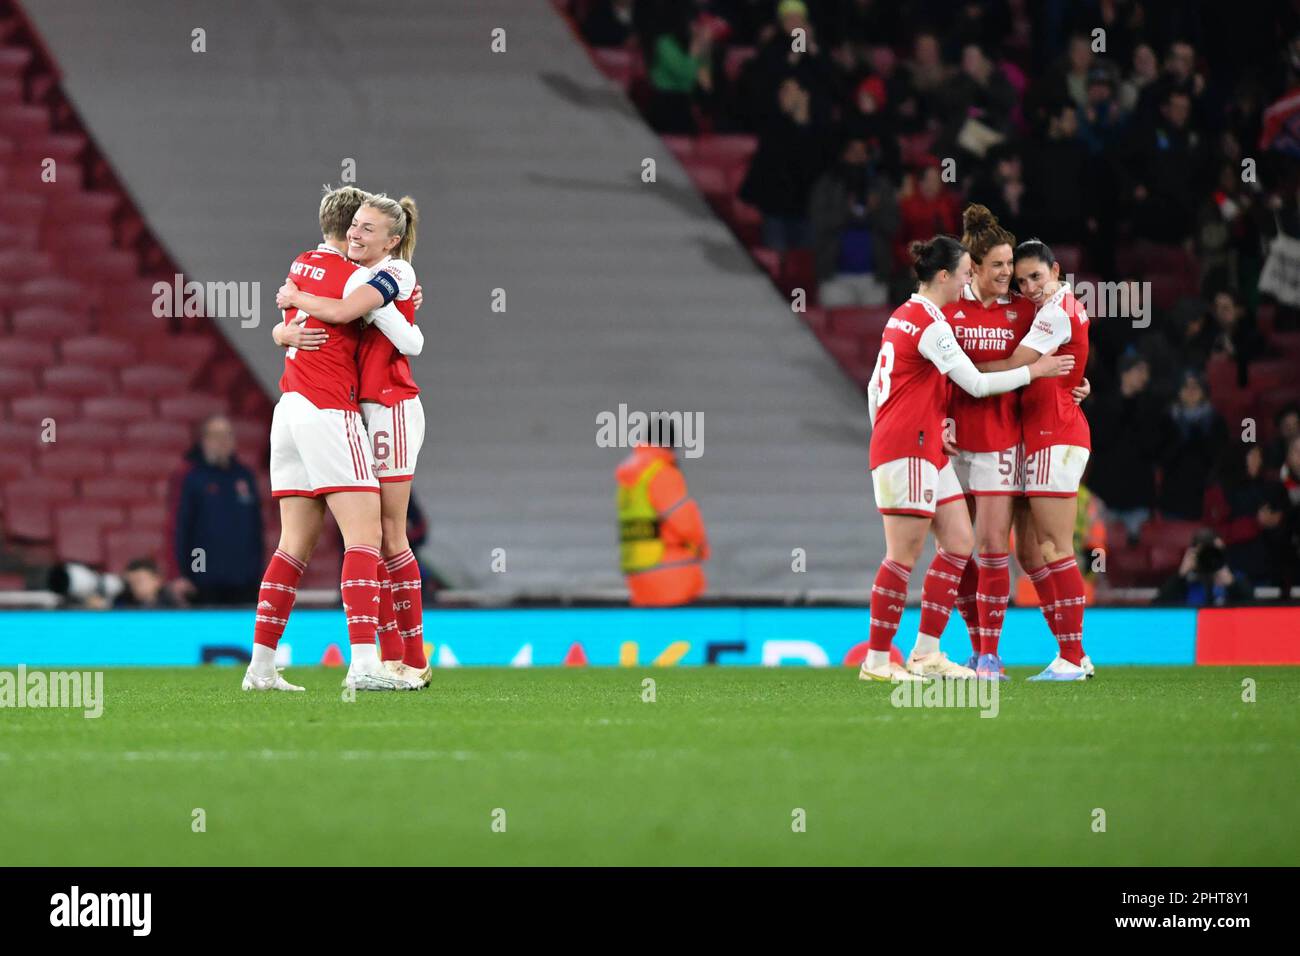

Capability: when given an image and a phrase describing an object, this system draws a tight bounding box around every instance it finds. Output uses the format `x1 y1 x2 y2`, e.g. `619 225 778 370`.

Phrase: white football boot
1081 655 1095 678
383 659 428 690
906 650 976 679
1026 656 1089 682
344 661 409 691
242 667 305 692
859 660 927 682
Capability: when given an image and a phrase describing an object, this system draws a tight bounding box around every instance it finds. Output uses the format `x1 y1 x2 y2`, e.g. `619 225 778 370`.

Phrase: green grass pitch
2 666 1297 865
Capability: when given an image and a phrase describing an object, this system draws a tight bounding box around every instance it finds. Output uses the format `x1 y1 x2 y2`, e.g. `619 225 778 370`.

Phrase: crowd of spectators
578 0 1300 599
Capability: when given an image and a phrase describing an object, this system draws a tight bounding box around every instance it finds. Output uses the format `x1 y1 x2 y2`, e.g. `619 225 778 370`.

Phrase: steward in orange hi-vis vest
615 444 709 606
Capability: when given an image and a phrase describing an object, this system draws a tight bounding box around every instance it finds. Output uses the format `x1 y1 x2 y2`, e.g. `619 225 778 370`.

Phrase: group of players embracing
863 204 1095 683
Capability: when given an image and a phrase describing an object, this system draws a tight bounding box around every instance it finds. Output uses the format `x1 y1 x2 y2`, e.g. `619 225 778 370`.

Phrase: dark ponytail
1014 238 1055 267
909 235 966 283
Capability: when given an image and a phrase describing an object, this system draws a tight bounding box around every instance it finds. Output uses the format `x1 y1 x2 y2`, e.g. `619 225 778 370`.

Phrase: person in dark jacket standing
173 414 264 604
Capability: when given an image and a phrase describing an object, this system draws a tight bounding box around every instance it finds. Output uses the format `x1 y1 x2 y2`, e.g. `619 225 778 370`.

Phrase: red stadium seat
7 394 78 424
50 420 124 450
158 394 229 423
683 161 730 206
60 335 138 367
723 45 756 83
104 528 168 572
827 305 893 338
128 503 168 529
54 524 105 567
80 395 153 424
14 276 93 312
125 418 193 452
231 418 269 458
42 364 116 398
661 135 695 163
59 222 114 255
0 367 38 398
0 191 44 225
81 476 151 505
0 104 49 139
12 306 85 341
0 448 33 479
110 449 164 479
36 445 108 480
0 338 57 369
119 364 192 398
0 248 55 282
694 134 758 169
47 190 120 225
2 502 53 542
78 249 139 282
136 333 217 374
1141 518 1200 551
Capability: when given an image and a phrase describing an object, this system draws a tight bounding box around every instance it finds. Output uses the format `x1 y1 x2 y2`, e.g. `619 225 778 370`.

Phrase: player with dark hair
860 235 1074 682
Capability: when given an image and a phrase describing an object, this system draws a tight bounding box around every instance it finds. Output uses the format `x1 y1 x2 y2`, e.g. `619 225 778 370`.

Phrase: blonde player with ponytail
276 193 431 687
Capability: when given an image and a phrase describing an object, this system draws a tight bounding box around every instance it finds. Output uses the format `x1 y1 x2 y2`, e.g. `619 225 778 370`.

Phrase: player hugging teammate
242 186 430 693
861 231 1073 683
943 206 1095 682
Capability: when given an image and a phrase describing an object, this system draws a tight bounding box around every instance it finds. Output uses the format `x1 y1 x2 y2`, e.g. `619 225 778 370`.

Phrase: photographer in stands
1155 528 1253 607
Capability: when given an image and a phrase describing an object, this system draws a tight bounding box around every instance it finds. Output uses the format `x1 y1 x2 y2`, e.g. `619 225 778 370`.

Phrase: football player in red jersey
243 187 414 693
982 239 1094 681
943 207 1092 680
276 195 429 689
861 236 1074 682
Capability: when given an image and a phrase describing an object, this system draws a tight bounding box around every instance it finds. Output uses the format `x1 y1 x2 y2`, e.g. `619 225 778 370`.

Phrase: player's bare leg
326 490 410 690
1027 495 1091 681
243 495 325 692
861 514 928 682
972 494 1013 680
954 496 981 668
378 479 429 687
904 500 976 678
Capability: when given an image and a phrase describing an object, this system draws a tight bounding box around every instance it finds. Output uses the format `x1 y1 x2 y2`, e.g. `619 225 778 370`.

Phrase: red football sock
341 545 382 646
975 552 1010 656
1024 563 1058 639
917 549 970 639
1048 556 1086 665
953 558 980 655
385 548 426 669
375 560 404 661
868 558 912 652
253 549 305 650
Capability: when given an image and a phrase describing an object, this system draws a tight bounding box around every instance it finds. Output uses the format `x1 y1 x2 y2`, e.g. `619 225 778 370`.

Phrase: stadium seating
0 2 276 582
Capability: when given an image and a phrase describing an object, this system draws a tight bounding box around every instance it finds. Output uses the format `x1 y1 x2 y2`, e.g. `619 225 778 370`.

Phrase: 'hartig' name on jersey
290 261 328 281
885 316 922 336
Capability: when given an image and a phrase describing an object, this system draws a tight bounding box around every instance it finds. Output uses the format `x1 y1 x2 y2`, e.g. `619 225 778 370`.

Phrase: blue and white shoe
1080 655 1095 679
1026 656 1089 682
964 653 980 672
975 653 1009 681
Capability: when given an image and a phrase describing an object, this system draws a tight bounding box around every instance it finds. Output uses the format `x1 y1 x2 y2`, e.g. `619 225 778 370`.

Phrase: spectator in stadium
581 0 635 49
1283 434 1300 507
1088 354 1164 542
645 1 715 134
1265 404 1300 472
966 145 1028 238
615 423 709 607
1166 296 1216 376
1203 444 1293 586
1158 370 1228 521
1135 40 1207 126
1076 64 1126 157
1117 42 1160 115
809 134 897 306
738 76 828 250
936 43 1017 161
112 557 182 610
1121 88 1208 244
741 0 834 124
1206 288 1265 384
1155 528 1253 607
893 160 960 278
1022 99 1090 243
902 31 949 114
172 414 264 605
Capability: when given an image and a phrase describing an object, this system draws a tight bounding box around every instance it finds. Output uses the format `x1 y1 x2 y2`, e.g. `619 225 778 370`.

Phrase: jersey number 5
873 342 895 406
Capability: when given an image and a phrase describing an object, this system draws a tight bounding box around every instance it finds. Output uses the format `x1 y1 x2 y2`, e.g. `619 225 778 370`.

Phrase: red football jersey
868 294 968 470
943 285 1034 452
1018 284 1091 454
278 245 368 411
357 256 420 406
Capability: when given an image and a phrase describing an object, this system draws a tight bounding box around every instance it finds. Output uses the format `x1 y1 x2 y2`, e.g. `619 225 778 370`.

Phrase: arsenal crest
924 490 934 503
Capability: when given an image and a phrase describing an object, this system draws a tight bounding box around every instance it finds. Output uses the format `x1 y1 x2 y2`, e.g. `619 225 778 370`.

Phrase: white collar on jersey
909 292 947 324
314 242 349 259
962 282 1012 305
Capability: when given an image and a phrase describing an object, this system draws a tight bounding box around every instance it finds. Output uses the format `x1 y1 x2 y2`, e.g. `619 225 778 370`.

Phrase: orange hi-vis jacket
615 445 709 606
